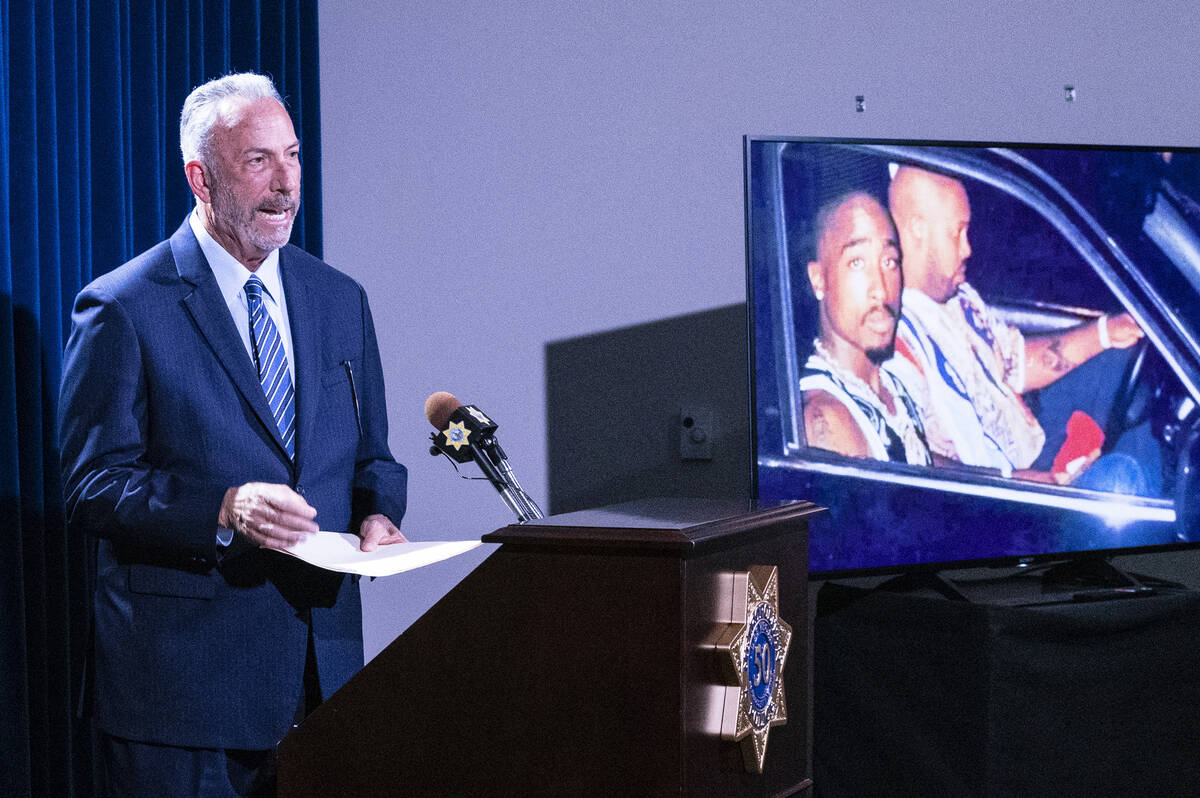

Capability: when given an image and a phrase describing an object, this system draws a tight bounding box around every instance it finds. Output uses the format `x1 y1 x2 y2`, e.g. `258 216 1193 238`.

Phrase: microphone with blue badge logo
425 391 544 523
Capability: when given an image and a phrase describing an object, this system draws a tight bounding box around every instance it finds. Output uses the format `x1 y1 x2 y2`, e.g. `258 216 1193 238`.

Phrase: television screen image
746 138 1200 577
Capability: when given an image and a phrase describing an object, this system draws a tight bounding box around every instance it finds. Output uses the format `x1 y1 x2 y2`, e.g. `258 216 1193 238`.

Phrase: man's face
920 179 972 303
808 195 902 361
204 97 301 264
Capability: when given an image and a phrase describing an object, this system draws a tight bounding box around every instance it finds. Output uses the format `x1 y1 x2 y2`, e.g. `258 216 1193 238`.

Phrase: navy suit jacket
58 219 407 750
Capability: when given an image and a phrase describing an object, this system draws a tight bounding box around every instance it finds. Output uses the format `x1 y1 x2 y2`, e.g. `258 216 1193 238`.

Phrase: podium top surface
483 497 822 555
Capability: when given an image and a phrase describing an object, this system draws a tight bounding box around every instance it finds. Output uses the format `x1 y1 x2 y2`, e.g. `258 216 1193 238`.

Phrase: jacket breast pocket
321 362 362 439
128 563 217 600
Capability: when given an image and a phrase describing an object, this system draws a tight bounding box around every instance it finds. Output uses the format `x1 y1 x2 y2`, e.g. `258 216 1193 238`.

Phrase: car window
758 141 1189 512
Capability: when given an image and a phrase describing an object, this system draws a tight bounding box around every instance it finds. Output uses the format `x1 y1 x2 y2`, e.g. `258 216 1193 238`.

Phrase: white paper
282 532 482 577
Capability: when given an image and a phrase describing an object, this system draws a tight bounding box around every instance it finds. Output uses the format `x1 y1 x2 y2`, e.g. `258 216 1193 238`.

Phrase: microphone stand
485 439 544 521
429 433 544 523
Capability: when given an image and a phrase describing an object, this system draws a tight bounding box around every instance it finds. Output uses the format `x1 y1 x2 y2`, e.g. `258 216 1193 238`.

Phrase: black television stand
871 557 1186 606
1035 556 1162 600
875 569 973 602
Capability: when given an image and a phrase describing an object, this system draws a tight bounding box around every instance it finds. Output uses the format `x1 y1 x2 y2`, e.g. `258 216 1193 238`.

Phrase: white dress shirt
189 209 295 382
189 210 296 546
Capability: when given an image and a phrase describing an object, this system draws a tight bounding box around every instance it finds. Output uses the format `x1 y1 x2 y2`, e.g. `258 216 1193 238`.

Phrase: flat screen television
746 137 1200 580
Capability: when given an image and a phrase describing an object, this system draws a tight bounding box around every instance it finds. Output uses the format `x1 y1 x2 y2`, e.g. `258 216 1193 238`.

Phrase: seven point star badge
712 564 792 774
442 420 471 451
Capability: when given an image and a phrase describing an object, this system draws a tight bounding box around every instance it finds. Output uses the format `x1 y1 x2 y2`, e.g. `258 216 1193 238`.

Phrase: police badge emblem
441 420 471 451
712 564 791 774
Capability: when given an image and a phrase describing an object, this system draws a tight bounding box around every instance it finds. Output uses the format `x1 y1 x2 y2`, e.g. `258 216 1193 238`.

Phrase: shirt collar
903 282 978 316
189 208 284 307
901 286 946 317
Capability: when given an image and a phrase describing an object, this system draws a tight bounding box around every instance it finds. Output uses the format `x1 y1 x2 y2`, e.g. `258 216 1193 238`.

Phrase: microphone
425 391 498 465
425 392 544 522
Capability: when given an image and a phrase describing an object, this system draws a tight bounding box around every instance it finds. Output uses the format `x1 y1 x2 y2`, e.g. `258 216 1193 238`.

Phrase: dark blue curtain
1 2 322 796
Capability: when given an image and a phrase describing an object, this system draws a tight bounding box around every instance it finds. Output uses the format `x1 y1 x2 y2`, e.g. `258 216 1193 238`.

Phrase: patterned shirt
889 284 1045 473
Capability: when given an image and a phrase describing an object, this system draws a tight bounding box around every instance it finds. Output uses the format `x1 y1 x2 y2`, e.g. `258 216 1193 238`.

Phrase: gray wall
317 2 1200 659
544 304 752 515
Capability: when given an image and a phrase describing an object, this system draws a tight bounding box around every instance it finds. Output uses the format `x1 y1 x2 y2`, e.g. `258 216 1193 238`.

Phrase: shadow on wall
545 303 751 514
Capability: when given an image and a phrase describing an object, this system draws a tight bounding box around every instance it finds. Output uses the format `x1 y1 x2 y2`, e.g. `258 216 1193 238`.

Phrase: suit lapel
170 219 293 465
280 247 321 474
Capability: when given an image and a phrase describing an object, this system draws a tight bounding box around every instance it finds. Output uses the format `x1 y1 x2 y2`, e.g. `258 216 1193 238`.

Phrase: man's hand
1053 447 1102 485
359 513 407 552
1101 313 1144 349
1025 312 1146 391
218 482 318 550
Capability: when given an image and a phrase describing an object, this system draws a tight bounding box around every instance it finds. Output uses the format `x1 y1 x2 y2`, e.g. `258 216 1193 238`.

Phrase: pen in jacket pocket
342 360 362 437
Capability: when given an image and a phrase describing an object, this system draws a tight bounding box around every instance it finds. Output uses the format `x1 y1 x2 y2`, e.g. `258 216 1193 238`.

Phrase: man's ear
907 214 927 245
807 260 824 299
185 160 213 204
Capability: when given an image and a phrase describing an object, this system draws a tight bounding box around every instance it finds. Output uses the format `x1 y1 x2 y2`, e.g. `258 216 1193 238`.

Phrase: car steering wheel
1103 337 1151 451
1174 424 1200 541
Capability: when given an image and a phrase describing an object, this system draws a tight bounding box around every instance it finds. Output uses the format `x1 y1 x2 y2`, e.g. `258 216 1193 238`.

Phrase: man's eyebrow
242 141 301 155
841 235 898 252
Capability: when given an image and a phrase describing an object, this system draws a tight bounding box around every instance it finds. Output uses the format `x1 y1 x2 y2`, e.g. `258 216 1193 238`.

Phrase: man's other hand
219 482 318 549
1103 313 1144 349
359 514 407 551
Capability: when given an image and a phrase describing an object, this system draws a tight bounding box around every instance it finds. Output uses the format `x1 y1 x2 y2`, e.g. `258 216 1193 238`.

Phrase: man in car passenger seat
800 191 932 465
886 165 1144 482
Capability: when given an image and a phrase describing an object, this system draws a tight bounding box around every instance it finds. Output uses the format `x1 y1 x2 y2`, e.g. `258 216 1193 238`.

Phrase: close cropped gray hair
179 72 284 166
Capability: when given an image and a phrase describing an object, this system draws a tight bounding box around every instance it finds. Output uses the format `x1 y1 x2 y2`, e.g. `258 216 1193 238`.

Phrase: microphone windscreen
425 391 462 430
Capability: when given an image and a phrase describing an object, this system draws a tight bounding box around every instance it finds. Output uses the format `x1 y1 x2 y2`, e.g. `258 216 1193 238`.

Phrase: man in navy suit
58 73 408 796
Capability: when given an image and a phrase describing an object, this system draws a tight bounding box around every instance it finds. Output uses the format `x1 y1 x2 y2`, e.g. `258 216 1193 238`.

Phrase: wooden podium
277 498 820 796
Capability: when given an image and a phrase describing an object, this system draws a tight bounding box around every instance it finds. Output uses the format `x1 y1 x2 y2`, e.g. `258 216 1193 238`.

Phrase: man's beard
926 252 962 304
866 342 895 365
210 173 298 254
862 304 898 364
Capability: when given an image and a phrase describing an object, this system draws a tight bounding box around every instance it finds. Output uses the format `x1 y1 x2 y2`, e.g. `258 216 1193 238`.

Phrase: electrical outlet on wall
679 408 714 461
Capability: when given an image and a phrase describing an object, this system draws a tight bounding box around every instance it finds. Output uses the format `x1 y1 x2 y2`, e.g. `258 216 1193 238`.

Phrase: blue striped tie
244 275 296 459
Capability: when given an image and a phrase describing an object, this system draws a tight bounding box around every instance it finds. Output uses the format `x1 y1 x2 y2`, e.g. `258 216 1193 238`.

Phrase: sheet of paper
283 532 482 577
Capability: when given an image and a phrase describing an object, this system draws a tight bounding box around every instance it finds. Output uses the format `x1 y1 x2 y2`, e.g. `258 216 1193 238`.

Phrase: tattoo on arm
1039 339 1075 375
806 407 834 448
804 391 870 457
